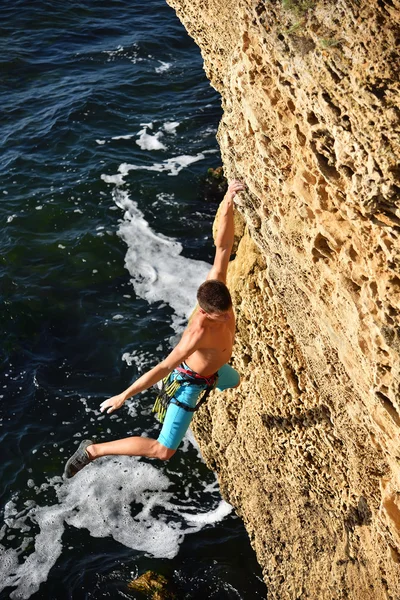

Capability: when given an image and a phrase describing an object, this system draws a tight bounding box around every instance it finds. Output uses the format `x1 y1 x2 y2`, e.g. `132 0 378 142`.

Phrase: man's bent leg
87 437 176 461
64 381 201 477
216 363 240 391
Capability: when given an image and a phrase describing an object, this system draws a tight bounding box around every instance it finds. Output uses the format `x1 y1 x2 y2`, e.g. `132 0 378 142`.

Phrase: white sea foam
136 125 166 151
122 350 152 371
103 44 142 64
101 172 126 185
114 152 206 178
0 457 231 599
155 192 176 206
181 500 232 525
112 134 135 140
203 126 218 134
112 186 209 329
163 153 206 175
163 121 180 134
101 158 211 328
155 61 172 73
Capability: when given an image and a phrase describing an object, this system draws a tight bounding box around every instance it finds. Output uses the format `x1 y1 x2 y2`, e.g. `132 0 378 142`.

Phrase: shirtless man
64 179 245 478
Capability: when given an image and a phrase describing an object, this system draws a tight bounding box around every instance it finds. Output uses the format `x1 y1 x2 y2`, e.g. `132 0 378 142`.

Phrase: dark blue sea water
0 1 266 599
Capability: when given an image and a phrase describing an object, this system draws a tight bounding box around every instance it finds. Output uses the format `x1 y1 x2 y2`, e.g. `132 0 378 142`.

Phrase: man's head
197 279 232 319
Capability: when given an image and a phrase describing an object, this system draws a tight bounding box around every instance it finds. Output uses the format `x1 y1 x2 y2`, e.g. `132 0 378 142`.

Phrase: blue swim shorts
157 363 240 451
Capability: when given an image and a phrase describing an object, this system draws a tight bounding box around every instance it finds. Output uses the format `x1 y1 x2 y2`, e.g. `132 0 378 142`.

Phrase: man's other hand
226 179 245 200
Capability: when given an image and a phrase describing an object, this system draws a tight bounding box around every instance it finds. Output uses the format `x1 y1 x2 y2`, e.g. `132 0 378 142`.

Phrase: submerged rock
127 571 177 599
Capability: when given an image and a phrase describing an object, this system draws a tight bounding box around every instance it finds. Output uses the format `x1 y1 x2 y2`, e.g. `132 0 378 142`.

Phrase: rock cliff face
166 1 400 598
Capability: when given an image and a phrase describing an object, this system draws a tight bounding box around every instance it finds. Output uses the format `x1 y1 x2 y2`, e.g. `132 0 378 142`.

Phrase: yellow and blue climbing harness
152 363 218 423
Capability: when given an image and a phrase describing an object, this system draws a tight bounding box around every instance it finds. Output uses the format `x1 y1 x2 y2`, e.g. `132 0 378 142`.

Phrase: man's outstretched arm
99 324 204 414
207 179 245 284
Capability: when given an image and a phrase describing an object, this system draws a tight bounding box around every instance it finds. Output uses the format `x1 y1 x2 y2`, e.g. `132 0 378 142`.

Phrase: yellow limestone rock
166 0 400 598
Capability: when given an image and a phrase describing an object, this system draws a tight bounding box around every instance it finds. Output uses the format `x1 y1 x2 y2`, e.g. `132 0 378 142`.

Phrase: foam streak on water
102 166 210 330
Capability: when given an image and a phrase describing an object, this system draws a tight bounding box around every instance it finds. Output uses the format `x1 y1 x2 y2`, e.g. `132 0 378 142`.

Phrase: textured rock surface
166 1 400 598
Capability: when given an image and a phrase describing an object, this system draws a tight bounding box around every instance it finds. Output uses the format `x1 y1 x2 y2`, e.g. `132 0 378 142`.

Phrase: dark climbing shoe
63 439 93 479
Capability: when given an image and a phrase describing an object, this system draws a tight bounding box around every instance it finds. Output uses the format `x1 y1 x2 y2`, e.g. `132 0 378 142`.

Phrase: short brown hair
197 279 232 313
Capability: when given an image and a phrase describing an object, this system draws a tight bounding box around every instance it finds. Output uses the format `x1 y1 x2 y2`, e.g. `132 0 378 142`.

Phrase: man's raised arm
207 179 245 284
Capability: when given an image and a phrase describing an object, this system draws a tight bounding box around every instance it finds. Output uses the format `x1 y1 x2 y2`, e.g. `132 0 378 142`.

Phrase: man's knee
154 442 176 461
232 376 241 389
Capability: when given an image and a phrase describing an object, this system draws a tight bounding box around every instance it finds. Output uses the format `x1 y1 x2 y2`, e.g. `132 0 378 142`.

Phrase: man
64 179 245 478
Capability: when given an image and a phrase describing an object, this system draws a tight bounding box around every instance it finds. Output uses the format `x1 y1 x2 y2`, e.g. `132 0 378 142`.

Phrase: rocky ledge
166 1 400 598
